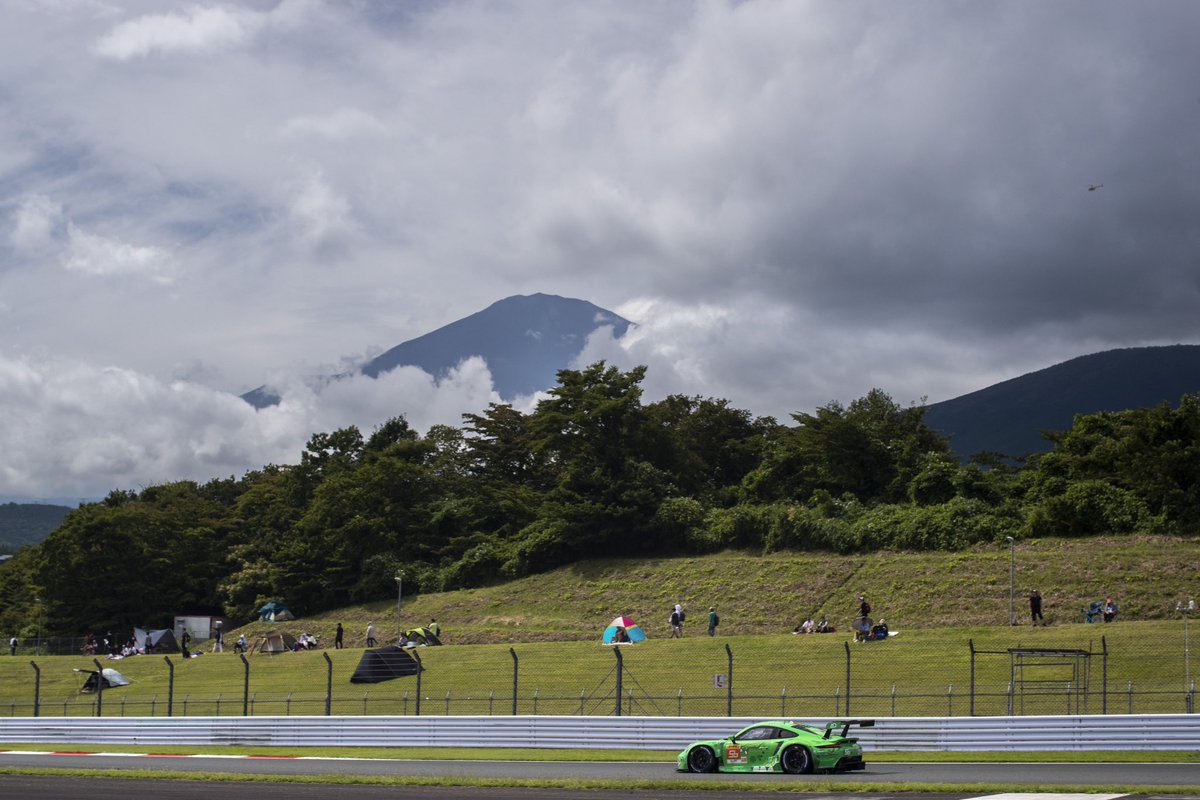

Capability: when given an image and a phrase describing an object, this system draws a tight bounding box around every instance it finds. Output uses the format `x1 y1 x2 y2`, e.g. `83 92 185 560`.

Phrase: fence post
323 652 332 716
92 658 104 717
947 684 953 716
29 661 40 718
968 639 976 716
1101 635 1108 714
843 641 851 716
780 686 786 717
1127 681 1133 714
678 688 683 717
445 691 451 715
413 651 422 716
614 646 623 717
239 654 250 716
509 648 518 715
725 643 733 717
891 684 896 717
164 656 174 717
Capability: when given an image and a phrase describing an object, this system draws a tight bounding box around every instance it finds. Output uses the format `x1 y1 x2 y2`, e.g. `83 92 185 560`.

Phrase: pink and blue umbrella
602 615 646 644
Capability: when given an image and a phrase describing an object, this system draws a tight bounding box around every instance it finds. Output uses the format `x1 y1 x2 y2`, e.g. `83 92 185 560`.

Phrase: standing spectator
334 623 344 649
1029 589 1044 626
669 606 682 638
366 622 377 647
707 607 719 637
8 635 16 656
212 620 224 652
181 630 191 652
428 618 441 638
858 595 871 620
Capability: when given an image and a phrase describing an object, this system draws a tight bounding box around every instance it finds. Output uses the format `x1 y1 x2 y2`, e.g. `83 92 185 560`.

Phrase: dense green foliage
2 362 1198 636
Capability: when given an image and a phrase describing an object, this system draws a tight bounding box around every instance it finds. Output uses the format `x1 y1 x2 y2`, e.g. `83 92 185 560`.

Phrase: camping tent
602 615 646 644
403 627 442 646
248 631 297 654
76 667 131 693
257 601 296 622
350 645 423 683
134 627 179 653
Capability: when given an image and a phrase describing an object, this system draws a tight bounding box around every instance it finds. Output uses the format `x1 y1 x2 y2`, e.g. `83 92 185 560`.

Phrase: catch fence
2 634 1196 719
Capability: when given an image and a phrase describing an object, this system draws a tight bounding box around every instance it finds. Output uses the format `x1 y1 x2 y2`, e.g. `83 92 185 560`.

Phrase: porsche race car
677 719 873 774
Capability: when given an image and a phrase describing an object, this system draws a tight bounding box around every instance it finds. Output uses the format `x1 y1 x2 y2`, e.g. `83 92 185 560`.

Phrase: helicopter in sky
1088 183 1104 192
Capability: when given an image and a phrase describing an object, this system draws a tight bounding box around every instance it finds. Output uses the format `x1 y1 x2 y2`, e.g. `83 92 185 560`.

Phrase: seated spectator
1103 597 1118 623
816 617 831 633
870 620 889 639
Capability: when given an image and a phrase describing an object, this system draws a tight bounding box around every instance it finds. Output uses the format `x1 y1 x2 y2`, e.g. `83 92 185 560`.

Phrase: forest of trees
2 362 1198 637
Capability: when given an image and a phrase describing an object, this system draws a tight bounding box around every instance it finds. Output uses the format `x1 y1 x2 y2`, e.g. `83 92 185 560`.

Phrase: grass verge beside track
3 743 1198 762
2 766 1199 795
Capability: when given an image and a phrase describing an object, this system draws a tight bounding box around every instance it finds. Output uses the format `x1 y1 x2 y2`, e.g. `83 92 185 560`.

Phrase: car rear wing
823 719 875 739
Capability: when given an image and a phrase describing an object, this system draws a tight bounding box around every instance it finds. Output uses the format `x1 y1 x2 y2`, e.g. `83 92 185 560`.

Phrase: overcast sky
3 0 1199 502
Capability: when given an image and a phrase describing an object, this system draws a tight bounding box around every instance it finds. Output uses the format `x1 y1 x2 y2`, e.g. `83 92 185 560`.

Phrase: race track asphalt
2 751 1200 786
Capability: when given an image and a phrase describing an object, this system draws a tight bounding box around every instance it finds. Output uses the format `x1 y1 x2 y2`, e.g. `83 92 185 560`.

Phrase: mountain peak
244 294 631 408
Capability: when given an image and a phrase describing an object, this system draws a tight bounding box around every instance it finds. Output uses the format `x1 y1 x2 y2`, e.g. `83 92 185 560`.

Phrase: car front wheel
780 745 813 774
687 745 717 773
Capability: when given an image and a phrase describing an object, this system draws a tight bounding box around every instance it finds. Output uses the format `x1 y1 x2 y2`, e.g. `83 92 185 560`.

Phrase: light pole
1006 537 1015 625
395 573 404 643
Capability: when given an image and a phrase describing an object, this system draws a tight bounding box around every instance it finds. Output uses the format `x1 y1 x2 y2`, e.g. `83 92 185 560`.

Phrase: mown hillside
230 534 1197 646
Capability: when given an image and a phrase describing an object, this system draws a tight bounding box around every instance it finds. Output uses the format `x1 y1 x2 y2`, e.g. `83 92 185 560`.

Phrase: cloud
279 108 389 141
63 222 175 283
93 5 266 60
0 353 499 500
4 1 1200 498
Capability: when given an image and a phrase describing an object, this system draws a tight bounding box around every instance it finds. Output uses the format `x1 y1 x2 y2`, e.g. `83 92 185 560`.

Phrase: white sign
713 674 726 688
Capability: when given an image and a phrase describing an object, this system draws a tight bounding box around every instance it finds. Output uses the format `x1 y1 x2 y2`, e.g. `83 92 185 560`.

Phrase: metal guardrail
1 714 1198 751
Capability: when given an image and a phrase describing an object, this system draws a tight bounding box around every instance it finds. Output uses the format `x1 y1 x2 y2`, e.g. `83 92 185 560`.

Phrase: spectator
1030 589 1044 626
707 607 719 637
236 634 248 653
8 635 16 656
428 618 441 638
334 623 344 649
816 617 831 633
212 621 224 653
669 607 682 639
1103 597 1118 623
366 622 377 647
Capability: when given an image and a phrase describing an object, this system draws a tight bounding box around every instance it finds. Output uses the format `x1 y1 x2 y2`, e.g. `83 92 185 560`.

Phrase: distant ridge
243 294 631 408
924 345 1200 460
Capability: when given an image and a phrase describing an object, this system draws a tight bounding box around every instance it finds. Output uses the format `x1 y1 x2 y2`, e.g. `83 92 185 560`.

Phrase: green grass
3 534 1195 719
0 618 1190 719
226 533 1198 646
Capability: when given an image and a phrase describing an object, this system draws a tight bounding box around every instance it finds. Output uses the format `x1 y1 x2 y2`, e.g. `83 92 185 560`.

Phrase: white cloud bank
0 353 499 500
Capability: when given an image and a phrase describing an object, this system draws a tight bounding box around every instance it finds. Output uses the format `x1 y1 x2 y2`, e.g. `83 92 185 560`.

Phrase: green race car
677 719 873 774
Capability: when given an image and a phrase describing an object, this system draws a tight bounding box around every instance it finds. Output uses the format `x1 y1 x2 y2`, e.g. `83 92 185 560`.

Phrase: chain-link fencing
2 631 1196 719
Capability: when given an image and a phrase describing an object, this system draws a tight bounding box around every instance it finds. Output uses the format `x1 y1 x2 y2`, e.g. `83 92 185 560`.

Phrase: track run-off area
3 749 1200 795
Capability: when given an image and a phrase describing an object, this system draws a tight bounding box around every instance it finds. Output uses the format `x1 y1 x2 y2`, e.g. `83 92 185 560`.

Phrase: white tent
76 667 131 693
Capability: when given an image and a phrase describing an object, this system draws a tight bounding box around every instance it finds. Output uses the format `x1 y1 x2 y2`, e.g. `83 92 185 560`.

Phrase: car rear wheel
687 745 717 773
780 745 813 774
